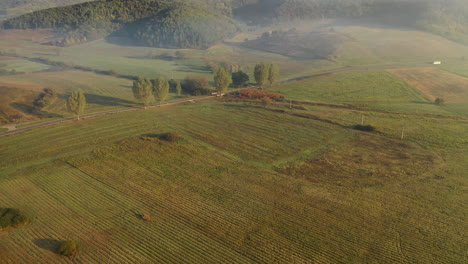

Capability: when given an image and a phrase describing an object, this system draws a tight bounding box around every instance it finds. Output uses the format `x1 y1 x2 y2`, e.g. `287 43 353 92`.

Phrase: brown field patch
388 67 468 103
279 133 442 187
0 86 39 124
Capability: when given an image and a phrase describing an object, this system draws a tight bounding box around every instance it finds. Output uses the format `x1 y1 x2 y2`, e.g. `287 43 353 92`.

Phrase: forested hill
1 0 467 48
0 0 238 48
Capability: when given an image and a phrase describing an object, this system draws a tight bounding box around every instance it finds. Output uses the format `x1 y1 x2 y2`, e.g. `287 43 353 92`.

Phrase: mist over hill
1 0 467 48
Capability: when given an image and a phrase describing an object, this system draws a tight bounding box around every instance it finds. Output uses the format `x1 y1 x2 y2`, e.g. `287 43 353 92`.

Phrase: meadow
0 69 139 124
0 97 466 263
0 21 467 263
270 69 468 117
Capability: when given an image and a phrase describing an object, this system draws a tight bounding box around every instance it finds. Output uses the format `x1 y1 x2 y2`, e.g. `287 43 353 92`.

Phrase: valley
0 0 467 263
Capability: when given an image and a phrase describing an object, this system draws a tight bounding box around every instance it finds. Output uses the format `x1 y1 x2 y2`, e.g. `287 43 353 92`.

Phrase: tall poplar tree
67 90 86 120
214 67 230 93
132 77 153 108
254 63 269 88
268 63 279 85
152 77 169 106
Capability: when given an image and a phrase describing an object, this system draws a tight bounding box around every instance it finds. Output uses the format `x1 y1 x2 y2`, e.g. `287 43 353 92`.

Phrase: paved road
0 63 427 137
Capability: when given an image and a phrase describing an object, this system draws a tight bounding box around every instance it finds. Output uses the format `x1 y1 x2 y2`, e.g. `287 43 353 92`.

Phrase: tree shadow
10 103 63 118
85 94 135 107
33 239 61 254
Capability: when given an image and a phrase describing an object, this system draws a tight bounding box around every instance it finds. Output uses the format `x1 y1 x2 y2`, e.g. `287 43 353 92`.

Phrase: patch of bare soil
278 133 443 187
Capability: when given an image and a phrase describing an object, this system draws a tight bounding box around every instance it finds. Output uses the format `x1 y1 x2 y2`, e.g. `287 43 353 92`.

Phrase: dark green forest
132 6 238 48
1 0 467 47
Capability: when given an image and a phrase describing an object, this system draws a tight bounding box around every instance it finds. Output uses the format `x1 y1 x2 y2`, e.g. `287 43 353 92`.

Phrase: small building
433 61 442 65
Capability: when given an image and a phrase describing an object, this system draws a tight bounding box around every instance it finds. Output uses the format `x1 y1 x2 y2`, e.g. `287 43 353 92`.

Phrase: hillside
1 0 467 48
234 0 468 44
0 0 238 48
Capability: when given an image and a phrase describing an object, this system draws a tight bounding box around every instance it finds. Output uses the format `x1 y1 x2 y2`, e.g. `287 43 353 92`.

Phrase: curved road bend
0 63 426 137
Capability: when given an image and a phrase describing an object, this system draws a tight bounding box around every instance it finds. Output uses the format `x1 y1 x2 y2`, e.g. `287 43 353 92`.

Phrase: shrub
58 240 78 257
0 208 30 230
33 88 57 110
232 71 250 87
353 124 376 132
161 132 182 142
182 76 213 95
434 97 445 105
238 89 284 101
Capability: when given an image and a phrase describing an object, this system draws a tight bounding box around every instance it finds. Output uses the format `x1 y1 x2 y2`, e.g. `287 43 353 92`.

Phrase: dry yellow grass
388 67 468 103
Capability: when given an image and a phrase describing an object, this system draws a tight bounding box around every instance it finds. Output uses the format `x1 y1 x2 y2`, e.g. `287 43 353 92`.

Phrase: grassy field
0 57 50 72
0 70 140 124
0 98 466 263
270 69 468 117
388 67 468 116
441 63 468 78
0 21 467 263
333 25 468 66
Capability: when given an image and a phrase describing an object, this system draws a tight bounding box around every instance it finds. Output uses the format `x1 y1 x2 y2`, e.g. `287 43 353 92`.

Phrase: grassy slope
334 25 468 66
0 99 466 263
0 57 49 72
388 67 468 116
0 70 138 123
270 70 465 116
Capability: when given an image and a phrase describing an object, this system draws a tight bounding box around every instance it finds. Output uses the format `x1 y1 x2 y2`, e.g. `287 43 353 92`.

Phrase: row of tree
213 62 279 94
132 77 175 107
66 61 281 116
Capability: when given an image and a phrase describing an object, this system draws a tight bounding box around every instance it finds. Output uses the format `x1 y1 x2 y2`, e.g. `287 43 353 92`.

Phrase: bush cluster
33 88 57 110
239 89 284 101
58 240 78 257
0 208 29 230
161 132 182 142
182 76 213 95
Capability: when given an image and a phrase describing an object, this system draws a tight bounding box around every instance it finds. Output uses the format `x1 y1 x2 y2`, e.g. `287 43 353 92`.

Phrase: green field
270 70 468 117
0 70 140 123
0 98 466 263
0 20 467 263
0 58 50 72
441 64 468 78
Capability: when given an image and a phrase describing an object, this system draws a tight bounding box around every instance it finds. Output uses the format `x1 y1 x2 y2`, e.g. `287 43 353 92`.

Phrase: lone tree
132 77 153 108
58 240 78 257
268 63 279 85
232 71 249 87
254 63 269 88
214 67 231 93
175 80 182 96
152 77 169 106
434 97 445 105
67 90 86 120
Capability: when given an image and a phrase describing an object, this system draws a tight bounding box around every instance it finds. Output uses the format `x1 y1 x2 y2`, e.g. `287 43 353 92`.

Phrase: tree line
60 61 280 119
